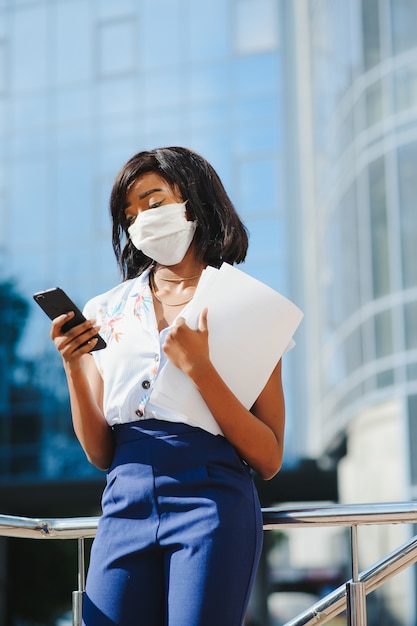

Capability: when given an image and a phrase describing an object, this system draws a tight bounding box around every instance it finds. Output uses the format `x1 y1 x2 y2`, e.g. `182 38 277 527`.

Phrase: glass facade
303 0 417 452
0 0 302 482
300 2 417 620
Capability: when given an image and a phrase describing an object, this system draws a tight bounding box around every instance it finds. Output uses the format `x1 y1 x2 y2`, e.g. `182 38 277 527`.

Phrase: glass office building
293 1 417 623
0 0 303 481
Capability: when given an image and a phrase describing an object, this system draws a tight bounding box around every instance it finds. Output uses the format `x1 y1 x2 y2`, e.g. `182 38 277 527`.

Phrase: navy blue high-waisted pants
82 419 263 626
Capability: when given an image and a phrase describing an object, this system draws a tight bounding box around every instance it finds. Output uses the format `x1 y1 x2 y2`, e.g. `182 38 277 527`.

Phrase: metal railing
2 501 417 626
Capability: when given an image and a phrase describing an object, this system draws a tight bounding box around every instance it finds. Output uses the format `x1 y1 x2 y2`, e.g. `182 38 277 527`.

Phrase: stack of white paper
150 263 303 434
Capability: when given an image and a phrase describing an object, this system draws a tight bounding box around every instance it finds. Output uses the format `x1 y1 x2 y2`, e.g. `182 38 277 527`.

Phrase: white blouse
83 269 224 436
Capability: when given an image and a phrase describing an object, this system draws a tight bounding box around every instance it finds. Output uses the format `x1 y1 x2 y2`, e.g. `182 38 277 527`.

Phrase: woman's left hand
162 308 209 376
163 306 285 479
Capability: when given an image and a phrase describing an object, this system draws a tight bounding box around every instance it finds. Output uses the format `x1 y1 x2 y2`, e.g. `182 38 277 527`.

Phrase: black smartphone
33 287 106 352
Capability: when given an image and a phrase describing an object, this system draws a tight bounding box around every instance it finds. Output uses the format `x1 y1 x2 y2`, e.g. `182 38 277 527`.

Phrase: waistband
112 418 221 442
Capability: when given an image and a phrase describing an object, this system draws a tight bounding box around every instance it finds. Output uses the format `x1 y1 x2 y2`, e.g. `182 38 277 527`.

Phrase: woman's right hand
50 312 101 370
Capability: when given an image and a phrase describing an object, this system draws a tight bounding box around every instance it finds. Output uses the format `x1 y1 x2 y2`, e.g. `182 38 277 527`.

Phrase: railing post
72 537 85 626
346 525 367 626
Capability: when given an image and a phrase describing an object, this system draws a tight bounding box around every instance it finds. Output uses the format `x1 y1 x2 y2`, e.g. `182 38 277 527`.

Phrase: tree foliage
0 279 29 366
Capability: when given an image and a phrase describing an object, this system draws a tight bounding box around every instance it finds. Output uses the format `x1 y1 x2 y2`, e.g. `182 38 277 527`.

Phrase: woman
51 147 286 626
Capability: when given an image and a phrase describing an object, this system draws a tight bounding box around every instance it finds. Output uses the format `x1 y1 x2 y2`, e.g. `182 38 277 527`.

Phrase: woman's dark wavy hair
111 146 249 280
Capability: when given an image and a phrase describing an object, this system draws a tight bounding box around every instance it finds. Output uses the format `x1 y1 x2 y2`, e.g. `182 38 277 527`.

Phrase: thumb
198 308 208 332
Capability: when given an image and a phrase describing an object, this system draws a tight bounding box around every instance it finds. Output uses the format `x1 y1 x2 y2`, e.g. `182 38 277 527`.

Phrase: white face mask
128 202 197 266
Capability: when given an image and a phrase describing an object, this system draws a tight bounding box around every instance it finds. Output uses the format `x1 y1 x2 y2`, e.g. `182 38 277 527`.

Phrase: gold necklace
149 272 194 307
154 272 201 283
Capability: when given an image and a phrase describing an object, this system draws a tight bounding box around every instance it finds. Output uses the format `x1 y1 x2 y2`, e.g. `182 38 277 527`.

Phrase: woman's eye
149 200 163 209
126 215 136 225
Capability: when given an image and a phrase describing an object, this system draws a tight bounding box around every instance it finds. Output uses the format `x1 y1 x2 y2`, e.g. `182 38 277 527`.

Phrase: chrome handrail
0 513 98 539
2 501 416 539
262 500 417 527
281 532 417 626
1 501 417 626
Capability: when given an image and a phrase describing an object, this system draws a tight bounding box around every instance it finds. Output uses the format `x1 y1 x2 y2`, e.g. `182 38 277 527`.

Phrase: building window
390 0 417 55
345 326 364 375
394 64 417 113
237 156 280 216
369 157 390 298
0 40 6 94
398 142 417 288
97 18 137 77
404 301 417 350
407 363 417 381
234 0 279 55
376 369 394 388
11 4 49 92
340 186 361 319
362 0 381 70
365 80 384 127
374 309 393 359
408 395 417 484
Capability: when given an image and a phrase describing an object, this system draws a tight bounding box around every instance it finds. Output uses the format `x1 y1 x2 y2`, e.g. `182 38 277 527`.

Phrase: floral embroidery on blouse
99 301 124 344
132 291 153 322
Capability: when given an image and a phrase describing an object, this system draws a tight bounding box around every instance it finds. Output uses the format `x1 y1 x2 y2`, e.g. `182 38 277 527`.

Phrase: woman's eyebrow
139 187 164 200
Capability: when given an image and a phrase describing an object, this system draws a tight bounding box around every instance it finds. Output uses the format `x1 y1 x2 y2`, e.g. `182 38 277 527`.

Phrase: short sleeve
83 297 99 320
